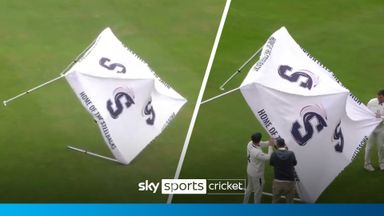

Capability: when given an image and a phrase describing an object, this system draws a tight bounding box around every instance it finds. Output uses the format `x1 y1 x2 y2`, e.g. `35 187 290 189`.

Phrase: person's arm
367 100 381 118
270 153 275 166
260 138 275 148
255 148 272 161
259 141 269 148
256 139 274 161
291 152 297 166
367 99 375 111
378 110 384 119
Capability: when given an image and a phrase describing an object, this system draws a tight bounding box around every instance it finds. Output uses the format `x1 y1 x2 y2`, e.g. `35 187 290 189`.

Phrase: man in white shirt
364 89 384 171
243 132 274 203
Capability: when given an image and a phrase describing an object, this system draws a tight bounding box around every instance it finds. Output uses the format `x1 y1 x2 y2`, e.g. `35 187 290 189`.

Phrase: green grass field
175 0 384 203
0 0 225 202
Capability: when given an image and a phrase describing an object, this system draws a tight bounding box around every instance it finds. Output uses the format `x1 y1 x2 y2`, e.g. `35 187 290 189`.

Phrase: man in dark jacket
270 138 297 203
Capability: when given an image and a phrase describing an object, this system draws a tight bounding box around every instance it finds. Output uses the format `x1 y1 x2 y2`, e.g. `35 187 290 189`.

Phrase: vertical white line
166 0 232 204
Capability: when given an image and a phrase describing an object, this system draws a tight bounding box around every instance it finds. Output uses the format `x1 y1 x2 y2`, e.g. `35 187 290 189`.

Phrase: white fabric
240 27 382 202
65 28 187 164
244 141 272 203
367 98 384 116
365 98 384 166
246 141 273 177
243 175 264 203
365 130 384 166
367 98 384 131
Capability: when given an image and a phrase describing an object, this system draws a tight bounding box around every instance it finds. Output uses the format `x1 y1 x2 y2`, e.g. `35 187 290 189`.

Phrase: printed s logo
106 87 135 119
291 104 328 146
143 98 155 125
332 121 344 153
99 57 126 74
278 65 319 90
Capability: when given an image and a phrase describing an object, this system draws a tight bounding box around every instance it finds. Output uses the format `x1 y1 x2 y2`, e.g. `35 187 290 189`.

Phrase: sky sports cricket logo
138 179 246 195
